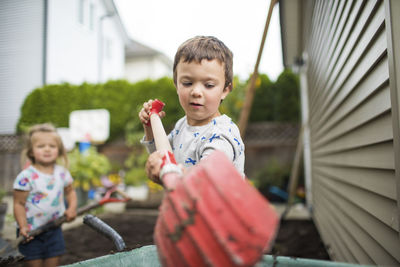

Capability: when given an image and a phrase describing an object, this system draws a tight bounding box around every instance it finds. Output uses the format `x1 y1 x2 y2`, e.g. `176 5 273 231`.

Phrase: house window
78 0 85 25
89 2 95 30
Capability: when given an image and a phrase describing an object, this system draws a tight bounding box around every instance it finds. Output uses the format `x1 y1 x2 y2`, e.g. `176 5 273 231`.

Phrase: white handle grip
150 113 172 152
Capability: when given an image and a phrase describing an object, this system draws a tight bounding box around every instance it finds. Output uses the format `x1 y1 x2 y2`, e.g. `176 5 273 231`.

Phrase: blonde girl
13 123 77 267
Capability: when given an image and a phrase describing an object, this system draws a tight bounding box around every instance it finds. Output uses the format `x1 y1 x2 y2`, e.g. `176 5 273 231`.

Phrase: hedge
17 70 300 142
17 78 184 141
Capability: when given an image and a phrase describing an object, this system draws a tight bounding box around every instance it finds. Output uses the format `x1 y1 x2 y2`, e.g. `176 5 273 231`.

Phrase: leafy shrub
124 78 184 144
0 188 6 202
252 157 290 199
220 76 246 122
68 147 111 191
249 70 300 122
123 147 148 186
17 78 183 142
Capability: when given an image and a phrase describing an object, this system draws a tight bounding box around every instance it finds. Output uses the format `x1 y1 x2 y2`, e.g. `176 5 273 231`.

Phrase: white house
0 0 129 134
125 39 172 83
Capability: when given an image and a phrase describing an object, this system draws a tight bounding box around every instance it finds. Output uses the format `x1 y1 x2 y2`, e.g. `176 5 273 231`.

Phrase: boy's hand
145 151 164 185
64 207 77 222
139 99 166 127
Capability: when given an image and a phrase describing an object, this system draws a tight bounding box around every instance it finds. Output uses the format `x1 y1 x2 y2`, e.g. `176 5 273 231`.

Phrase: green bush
124 78 184 144
17 78 184 142
68 147 111 191
0 188 6 202
123 146 148 186
220 76 246 122
252 158 290 196
249 69 300 122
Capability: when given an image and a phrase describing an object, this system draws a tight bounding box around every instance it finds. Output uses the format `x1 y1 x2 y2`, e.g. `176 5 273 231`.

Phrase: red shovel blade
154 150 279 267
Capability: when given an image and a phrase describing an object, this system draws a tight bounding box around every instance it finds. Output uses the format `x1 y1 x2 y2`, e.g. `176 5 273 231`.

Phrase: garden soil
13 208 330 266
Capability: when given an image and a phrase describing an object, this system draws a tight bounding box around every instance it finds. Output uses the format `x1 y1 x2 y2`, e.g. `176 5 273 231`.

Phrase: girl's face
31 132 59 166
176 59 230 126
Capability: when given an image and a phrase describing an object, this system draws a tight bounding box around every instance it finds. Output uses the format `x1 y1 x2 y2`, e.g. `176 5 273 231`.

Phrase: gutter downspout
299 53 313 211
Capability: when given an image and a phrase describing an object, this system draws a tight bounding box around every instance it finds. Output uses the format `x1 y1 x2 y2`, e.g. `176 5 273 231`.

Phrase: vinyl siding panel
0 0 44 134
304 0 399 265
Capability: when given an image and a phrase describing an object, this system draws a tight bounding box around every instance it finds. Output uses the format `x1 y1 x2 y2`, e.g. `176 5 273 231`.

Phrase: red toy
150 99 279 266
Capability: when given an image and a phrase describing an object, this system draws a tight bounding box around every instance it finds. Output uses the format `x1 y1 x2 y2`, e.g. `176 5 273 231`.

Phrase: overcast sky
114 0 283 81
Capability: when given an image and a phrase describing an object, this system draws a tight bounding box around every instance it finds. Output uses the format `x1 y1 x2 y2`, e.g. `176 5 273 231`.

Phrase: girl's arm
64 184 77 222
13 190 32 240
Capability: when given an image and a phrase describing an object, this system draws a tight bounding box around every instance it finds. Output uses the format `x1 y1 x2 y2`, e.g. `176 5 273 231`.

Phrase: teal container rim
61 245 374 267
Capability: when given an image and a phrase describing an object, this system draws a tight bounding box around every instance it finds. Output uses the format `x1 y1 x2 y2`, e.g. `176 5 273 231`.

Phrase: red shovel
149 99 279 267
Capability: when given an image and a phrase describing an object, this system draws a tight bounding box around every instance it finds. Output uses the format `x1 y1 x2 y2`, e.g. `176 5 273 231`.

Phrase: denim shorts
17 227 66 260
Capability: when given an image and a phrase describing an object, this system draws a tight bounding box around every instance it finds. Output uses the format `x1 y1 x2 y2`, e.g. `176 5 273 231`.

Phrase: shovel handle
149 99 172 152
15 203 99 245
149 99 182 188
15 186 130 245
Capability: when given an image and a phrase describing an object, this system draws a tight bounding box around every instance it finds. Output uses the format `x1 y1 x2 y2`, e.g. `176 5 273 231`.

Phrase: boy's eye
182 82 192 87
205 83 215 89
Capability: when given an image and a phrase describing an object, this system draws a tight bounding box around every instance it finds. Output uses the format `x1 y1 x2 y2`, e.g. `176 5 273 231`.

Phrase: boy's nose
191 85 202 96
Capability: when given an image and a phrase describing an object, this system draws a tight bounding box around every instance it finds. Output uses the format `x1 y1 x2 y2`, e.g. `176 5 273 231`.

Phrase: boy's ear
226 83 233 92
221 83 232 100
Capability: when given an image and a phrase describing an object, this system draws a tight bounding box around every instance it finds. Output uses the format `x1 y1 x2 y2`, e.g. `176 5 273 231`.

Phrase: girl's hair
21 123 68 167
173 36 233 89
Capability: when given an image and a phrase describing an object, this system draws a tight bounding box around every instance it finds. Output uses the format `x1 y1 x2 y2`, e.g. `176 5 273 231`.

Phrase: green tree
248 69 300 122
220 76 246 122
249 74 274 122
274 69 300 122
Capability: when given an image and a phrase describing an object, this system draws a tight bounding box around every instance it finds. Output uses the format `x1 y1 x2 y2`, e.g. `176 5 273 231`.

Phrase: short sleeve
199 134 235 162
58 166 73 187
140 135 156 153
13 171 32 191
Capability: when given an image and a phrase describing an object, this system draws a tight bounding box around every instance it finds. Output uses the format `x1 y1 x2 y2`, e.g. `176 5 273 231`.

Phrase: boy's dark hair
173 36 233 89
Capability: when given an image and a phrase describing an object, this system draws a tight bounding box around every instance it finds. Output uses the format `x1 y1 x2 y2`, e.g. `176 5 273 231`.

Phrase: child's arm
13 190 33 241
145 151 185 185
145 151 164 184
139 99 166 141
64 184 77 222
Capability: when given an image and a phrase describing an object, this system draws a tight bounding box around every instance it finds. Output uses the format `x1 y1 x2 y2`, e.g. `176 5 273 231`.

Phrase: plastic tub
61 245 373 267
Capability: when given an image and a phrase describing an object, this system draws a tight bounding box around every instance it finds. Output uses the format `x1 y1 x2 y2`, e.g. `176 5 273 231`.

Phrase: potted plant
68 147 111 207
0 187 8 233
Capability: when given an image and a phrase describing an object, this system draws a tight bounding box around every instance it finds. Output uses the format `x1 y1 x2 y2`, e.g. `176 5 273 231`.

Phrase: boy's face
176 59 230 126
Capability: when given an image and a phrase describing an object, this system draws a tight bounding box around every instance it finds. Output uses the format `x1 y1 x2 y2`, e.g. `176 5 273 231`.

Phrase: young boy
139 36 245 183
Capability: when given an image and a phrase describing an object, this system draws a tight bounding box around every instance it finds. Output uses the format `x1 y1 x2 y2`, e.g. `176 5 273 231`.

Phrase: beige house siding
281 0 400 265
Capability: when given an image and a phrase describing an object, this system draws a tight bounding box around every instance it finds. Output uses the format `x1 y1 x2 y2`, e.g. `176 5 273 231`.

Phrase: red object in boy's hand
150 99 165 115
146 99 165 126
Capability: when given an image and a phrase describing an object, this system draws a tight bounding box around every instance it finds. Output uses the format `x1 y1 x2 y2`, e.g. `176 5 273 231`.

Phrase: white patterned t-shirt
142 114 245 176
13 164 73 230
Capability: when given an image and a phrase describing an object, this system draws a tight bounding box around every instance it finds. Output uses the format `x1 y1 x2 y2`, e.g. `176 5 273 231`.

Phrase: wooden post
238 0 278 137
287 126 304 205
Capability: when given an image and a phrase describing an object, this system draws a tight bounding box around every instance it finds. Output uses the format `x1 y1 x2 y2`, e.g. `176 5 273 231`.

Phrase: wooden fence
244 122 299 178
0 135 23 192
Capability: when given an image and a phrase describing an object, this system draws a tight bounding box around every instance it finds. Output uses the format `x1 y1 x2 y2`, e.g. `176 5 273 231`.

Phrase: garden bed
59 209 329 265
12 208 330 266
